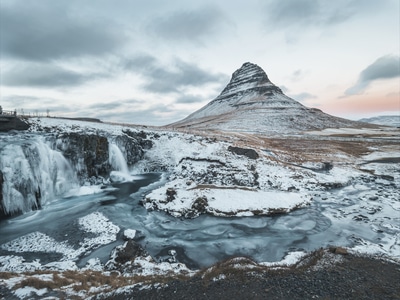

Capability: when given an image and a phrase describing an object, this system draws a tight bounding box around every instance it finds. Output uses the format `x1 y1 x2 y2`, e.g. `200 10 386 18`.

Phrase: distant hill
169 62 373 134
359 115 400 127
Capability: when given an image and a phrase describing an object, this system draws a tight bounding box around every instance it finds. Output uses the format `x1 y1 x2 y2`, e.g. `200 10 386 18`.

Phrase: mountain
169 62 369 134
359 115 400 127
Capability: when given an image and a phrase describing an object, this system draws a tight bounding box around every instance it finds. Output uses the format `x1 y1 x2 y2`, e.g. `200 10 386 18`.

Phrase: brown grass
14 276 59 290
0 271 18 279
5 248 354 297
11 269 191 294
181 129 399 164
188 184 255 191
199 256 263 285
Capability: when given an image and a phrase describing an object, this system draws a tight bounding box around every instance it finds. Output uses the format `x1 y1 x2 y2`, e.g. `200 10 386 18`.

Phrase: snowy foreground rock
144 181 310 218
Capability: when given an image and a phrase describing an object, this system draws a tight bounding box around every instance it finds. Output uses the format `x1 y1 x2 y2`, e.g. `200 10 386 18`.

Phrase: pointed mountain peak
233 62 270 82
169 62 363 133
218 62 282 98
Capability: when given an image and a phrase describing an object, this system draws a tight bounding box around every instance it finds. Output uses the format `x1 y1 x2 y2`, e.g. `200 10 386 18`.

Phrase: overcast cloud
0 2 127 62
264 0 382 28
0 0 398 124
2 64 104 87
123 56 228 93
147 6 230 43
345 55 400 95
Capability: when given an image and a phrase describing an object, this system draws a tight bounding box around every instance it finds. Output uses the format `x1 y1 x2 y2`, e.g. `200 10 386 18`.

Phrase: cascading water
0 135 79 216
108 143 130 174
0 132 136 217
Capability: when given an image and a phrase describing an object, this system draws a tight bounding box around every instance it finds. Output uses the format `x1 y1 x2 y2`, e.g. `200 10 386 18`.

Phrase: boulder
228 146 259 159
114 240 149 264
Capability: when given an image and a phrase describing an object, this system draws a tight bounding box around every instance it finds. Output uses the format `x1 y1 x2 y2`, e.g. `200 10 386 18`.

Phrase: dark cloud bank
0 1 127 62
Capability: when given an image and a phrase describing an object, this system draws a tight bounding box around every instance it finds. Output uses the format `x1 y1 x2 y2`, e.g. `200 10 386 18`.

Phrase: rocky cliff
169 62 369 133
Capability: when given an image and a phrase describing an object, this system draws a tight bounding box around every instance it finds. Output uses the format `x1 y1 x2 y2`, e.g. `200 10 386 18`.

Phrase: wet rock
113 135 143 165
353 215 369 222
114 240 149 264
57 133 111 180
55 131 146 183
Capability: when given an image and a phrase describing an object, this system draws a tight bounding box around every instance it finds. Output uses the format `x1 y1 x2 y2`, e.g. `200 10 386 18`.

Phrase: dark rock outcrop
122 129 154 150
105 240 152 273
114 135 144 166
228 146 259 159
114 240 149 264
0 116 30 132
54 131 148 183
57 133 111 180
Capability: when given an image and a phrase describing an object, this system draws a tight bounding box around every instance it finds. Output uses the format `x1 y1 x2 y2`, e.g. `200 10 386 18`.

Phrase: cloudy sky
1 0 399 125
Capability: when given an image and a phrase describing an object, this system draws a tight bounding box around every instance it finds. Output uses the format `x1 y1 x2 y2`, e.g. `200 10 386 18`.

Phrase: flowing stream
0 133 399 269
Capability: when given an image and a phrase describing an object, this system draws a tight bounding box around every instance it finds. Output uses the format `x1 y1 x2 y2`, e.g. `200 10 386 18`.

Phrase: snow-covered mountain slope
169 63 373 134
359 115 400 127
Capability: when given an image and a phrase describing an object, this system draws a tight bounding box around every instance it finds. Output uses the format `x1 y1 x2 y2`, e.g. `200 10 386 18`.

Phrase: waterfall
0 135 78 216
108 143 130 174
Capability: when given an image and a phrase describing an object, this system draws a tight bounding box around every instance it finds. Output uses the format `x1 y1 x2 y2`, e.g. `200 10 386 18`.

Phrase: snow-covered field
0 117 399 299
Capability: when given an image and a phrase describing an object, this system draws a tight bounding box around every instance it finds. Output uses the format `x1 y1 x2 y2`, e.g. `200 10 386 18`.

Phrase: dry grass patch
14 276 59 290
10 269 191 295
188 184 255 191
199 256 263 284
0 271 18 279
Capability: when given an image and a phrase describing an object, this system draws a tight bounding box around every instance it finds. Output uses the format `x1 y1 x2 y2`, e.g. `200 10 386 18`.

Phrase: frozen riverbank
0 117 399 299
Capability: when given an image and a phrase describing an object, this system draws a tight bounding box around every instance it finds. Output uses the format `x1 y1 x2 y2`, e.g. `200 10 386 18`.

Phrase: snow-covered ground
1 117 399 299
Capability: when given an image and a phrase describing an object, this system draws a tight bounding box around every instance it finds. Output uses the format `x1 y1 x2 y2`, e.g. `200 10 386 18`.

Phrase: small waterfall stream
109 143 130 174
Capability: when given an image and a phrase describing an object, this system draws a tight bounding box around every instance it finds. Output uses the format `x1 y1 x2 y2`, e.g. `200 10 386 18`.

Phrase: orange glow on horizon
318 92 400 117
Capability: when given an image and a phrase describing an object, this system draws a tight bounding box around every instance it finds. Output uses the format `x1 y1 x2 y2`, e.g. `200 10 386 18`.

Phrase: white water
0 134 133 216
0 134 79 215
109 143 129 174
